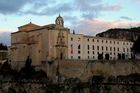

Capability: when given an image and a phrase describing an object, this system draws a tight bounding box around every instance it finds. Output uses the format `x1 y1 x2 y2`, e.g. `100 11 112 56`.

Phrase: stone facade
68 34 133 60
10 15 70 68
44 60 140 82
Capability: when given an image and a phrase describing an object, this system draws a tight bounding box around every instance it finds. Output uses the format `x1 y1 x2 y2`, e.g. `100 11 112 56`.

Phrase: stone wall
42 60 140 82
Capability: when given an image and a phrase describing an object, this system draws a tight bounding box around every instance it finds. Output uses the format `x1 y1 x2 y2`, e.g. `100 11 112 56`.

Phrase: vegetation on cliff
0 58 47 81
0 43 7 50
132 36 140 54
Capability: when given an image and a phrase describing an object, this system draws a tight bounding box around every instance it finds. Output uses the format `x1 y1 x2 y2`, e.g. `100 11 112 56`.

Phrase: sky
0 0 140 45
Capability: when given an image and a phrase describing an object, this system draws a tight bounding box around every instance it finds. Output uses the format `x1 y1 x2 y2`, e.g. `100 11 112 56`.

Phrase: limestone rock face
96 27 140 41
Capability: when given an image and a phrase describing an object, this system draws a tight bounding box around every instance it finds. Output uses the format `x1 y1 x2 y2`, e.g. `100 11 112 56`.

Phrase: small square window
78 56 81 59
71 56 73 59
78 51 80 54
71 37 73 41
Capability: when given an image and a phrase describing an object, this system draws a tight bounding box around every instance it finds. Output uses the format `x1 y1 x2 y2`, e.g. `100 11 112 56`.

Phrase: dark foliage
0 57 48 81
0 60 17 79
91 75 104 84
132 36 140 53
0 43 7 50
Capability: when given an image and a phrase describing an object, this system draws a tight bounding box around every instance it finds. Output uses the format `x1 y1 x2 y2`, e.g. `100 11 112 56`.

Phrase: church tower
55 14 64 27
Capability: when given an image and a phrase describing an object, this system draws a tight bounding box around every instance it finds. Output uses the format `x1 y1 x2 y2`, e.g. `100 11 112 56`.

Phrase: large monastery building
10 15 133 67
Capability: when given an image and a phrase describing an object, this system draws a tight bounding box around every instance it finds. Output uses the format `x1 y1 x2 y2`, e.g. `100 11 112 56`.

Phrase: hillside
96 27 140 41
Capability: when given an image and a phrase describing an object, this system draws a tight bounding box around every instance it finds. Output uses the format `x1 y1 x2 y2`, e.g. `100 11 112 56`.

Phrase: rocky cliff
96 27 140 41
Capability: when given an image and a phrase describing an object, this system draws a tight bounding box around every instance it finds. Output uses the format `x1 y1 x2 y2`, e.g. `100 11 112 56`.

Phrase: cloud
0 0 122 20
0 0 29 14
0 0 56 15
72 19 140 35
120 16 132 20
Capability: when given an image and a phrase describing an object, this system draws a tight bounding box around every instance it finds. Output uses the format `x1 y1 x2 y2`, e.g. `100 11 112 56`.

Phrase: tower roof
55 14 64 27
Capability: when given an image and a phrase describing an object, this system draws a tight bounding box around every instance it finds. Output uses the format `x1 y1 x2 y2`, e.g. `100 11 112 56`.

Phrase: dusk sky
0 0 140 45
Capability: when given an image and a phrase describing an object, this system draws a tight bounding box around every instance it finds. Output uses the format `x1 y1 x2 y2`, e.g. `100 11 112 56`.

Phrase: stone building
10 15 69 67
10 15 133 67
68 34 133 60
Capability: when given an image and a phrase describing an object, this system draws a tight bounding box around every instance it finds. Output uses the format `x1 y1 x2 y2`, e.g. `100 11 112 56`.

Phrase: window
78 56 81 59
88 45 90 50
88 56 89 59
106 47 108 51
88 51 90 54
102 40 103 43
71 37 73 41
92 39 94 42
92 45 94 50
110 41 112 44
127 48 129 52
114 47 115 51
102 46 103 50
71 56 73 59
106 40 108 43
93 56 94 59
114 41 115 44
97 39 99 42
110 47 112 51
87 38 89 41
117 48 119 51
93 51 94 54
71 44 73 54
78 45 80 49
78 51 80 54
71 50 73 54
97 46 99 50
117 42 119 44
123 48 125 52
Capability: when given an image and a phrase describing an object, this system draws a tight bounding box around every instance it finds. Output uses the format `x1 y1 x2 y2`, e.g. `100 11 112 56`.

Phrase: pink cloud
73 19 140 35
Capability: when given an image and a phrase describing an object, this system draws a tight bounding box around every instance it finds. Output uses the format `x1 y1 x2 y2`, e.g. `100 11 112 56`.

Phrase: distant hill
96 27 140 42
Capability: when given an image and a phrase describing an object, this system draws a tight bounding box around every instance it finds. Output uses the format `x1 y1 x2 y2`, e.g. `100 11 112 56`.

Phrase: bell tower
55 14 64 27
